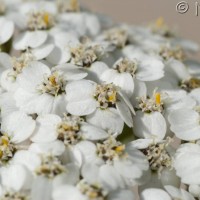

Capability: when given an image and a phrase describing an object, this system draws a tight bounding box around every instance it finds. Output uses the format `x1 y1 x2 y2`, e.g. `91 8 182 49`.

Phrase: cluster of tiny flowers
0 0 200 200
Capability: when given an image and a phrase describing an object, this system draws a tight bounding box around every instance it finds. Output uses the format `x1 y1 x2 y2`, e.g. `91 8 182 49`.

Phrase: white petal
189 88 200 105
131 79 147 106
31 40 54 60
133 111 166 140
189 185 200 198
85 13 101 36
114 149 148 186
0 52 12 70
1 69 18 91
136 58 164 81
165 185 195 200
14 31 47 50
74 141 99 165
108 190 135 200
66 80 97 116
80 122 109 140
1 111 35 143
53 185 85 200
46 46 71 65
128 138 154 149
17 61 51 92
168 109 200 140
99 165 125 190
118 91 135 114
100 69 118 82
12 150 41 171
140 188 171 200
86 108 124 134
81 163 100 184
101 69 134 97
31 177 52 200
56 63 87 81
1 164 32 191
29 140 65 156
174 143 200 185
51 94 68 116
185 60 200 78
87 61 109 82
173 38 199 53
160 168 180 188
0 17 14 44
115 73 134 97
116 101 133 127
14 89 54 114
67 98 97 116
31 114 61 143
0 92 18 118
66 80 96 102
166 59 190 80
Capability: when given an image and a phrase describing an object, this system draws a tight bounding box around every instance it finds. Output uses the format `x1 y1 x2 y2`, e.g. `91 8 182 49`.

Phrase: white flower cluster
0 0 200 200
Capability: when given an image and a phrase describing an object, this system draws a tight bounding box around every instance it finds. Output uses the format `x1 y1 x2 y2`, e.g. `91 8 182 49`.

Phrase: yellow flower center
138 91 164 113
57 114 83 146
37 71 66 96
155 17 165 28
77 180 108 200
27 10 54 31
151 17 174 38
104 28 128 48
155 93 161 105
43 12 50 25
115 58 137 76
181 78 200 92
57 0 80 13
159 46 185 61
96 137 126 164
94 83 118 109
0 134 16 164
35 155 65 179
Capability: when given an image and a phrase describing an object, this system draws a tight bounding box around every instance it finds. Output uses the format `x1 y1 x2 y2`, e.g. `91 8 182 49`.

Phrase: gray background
80 0 200 58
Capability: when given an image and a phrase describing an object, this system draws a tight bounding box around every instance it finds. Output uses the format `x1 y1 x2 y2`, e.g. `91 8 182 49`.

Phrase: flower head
27 10 54 31
181 77 200 92
0 133 16 164
96 137 126 164
159 46 185 61
35 154 66 179
94 83 118 109
103 27 128 48
57 114 83 146
57 0 80 13
115 58 137 76
37 71 66 96
70 42 104 67
137 91 164 113
150 17 175 38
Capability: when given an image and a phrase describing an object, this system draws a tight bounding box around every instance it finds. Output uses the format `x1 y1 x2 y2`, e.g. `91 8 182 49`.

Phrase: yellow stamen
49 75 56 86
156 17 164 28
115 145 125 153
0 150 3 159
2 137 8 146
108 92 116 102
62 124 74 131
155 93 161 105
70 0 79 11
89 192 98 198
43 12 49 25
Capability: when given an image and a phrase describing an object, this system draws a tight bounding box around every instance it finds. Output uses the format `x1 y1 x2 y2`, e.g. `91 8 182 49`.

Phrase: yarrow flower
0 0 200 199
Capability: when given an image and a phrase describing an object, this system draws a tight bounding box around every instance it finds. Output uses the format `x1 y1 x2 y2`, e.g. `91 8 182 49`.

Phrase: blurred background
80 0 200 58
